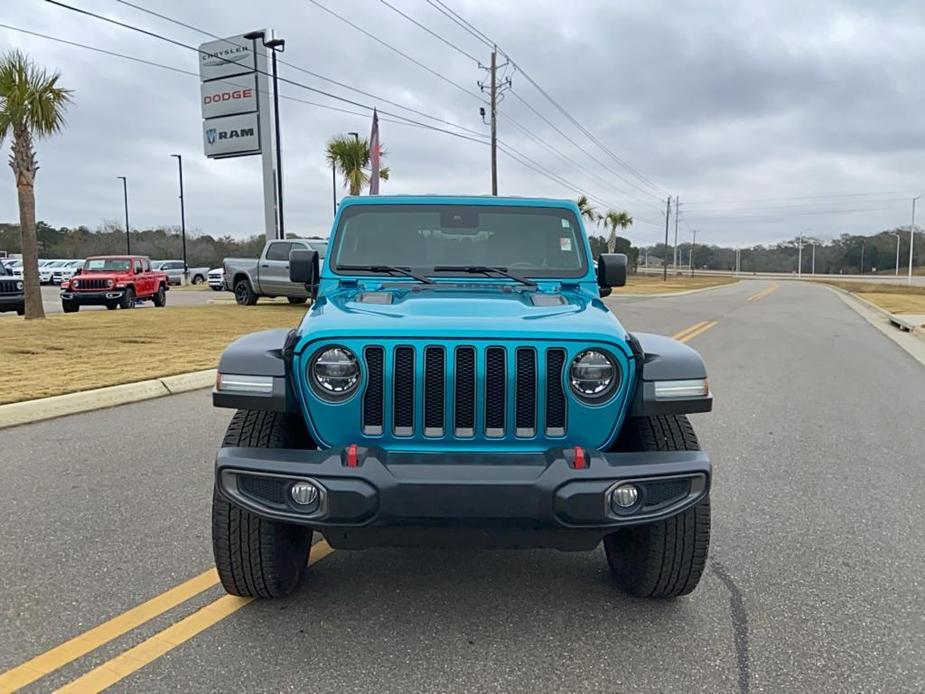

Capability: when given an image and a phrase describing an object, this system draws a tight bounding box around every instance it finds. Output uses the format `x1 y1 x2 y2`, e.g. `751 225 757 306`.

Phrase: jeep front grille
362 344 567 440
0 279 19 295
74 278 110 290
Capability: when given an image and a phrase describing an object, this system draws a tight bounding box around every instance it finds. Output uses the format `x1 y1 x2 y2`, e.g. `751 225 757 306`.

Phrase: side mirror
289 248 319 286
73 268 82 276
597 253 627 288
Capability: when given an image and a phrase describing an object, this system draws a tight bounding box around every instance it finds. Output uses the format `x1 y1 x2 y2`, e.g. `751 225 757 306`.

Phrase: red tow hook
572 446 587 469
345 443 359 468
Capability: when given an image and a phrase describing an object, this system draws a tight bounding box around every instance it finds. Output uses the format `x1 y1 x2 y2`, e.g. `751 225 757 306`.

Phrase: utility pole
662 197 671 281
479 48 510 196
170 154 188 283
672 196 680 273
912 194 923 284
117 176 130 254
689 229 698 276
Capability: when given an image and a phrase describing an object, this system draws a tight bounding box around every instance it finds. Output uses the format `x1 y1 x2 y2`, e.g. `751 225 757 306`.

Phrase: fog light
611 484 640 511
290 481 319 509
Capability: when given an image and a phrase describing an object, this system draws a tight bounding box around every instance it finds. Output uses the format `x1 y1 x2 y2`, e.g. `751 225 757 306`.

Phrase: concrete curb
612 279 741 299
0 369 216 430
826 287 925 367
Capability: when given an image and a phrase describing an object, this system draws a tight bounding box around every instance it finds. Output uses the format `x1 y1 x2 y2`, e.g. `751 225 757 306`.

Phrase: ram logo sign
202 113 260 158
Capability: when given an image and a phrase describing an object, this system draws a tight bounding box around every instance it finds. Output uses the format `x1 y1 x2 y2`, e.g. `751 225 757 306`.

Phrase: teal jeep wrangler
211 196 713 600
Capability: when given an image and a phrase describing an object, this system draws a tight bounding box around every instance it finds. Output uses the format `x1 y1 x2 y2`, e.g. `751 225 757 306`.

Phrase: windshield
330 204 587 279
84 258 131 272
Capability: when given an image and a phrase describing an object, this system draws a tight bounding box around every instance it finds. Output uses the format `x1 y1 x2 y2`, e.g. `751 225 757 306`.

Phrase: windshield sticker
560 218 570 228
560 237 572 251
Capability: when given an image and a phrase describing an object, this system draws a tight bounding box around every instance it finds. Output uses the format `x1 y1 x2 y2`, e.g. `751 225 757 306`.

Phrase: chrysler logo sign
200 44 251 67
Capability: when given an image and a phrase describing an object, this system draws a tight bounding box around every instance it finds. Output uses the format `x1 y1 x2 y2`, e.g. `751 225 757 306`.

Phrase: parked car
59 255 169 312
151 260 210 286
9 260 23 279
38 260 58 284
0 261 25 315
208 267 224 291
222 238 328 305
210 195 713 600
58 259 84 284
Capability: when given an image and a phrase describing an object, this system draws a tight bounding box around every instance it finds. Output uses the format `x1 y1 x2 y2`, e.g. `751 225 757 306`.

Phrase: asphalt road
2 279 923 693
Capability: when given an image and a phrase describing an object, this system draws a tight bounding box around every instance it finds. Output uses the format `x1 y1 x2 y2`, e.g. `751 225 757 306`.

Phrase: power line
682 205 907 222
305 0 486 104
115 0 487 140
507 90 665 204
429 2 669 197
0 21 489 147
424 0 494 48
377 0 480 63
684 190 924 205
683 197 911 215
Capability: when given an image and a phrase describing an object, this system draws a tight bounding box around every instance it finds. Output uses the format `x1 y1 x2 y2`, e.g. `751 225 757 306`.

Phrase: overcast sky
2 0 924 247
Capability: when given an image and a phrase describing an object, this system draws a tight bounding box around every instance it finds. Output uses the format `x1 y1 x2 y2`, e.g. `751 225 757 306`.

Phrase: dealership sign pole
198 33 279 241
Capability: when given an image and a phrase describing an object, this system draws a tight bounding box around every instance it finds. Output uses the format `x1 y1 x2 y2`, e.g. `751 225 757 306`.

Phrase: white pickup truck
223 238 328 305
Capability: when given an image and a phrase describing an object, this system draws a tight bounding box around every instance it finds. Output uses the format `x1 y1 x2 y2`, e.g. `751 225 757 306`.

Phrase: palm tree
0 50 72 319
576 195 599 226
602 210 633 253
325 134 390 196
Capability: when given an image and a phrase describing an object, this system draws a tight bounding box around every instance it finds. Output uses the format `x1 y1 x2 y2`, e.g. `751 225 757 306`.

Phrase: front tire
603 415 711 598
287 297 307 304
192 274 205 285
212 410 315 598
153 284 167 307
234 279 258 306
120 287 135 309
61 300 79 313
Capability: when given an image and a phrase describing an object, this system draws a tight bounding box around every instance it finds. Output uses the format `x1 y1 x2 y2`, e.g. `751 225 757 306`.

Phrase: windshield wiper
337 264 435 284
432 265 537 287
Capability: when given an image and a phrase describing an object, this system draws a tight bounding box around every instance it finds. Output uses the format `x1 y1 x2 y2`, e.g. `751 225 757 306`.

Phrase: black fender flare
213 328 299 412
628 332 712 416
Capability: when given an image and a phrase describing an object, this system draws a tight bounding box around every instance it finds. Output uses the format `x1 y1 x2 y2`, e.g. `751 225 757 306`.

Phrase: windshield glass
330 204 587 279
84 258 131 272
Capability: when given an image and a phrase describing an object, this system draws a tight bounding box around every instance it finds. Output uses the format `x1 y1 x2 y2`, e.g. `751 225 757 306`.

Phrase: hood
298 283 627 345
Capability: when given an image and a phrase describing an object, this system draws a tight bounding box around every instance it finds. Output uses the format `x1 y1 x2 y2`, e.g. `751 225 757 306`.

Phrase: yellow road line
677 320 718 343
54 541 334 694
671 320 709 341
0 568 219 692
747 282 779 302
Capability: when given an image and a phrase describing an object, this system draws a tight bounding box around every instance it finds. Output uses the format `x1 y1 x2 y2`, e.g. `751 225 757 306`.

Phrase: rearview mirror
597 254 627 288
289 248 319 286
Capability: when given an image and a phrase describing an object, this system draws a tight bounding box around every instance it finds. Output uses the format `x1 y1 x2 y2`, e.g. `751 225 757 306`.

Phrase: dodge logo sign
200 74 258 119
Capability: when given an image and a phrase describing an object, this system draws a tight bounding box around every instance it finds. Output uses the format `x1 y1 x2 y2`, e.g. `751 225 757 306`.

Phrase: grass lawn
0 305 306 405
613 273 738 294
818 280 925 317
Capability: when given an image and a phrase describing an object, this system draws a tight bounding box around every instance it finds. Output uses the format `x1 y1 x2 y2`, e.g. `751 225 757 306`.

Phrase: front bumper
0 294 25 312
216 446 710 550
60 290 125 304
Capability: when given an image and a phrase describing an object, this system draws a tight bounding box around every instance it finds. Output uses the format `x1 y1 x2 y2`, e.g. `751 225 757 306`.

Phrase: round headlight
72 279 79 288
16 280 23 290
569 350 618 400
310 346 359 398
107 279 114 287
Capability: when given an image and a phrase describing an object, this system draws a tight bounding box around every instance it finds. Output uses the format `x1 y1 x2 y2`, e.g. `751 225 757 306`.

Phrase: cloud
1 0 923 248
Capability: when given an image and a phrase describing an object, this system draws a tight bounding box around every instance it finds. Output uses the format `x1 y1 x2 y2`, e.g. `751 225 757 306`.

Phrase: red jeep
60 255 169 312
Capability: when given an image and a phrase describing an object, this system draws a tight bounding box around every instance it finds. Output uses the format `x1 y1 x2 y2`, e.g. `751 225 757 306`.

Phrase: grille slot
455 347 476 437
362 346 384 435
393 346 415 436
485 347 506 437
546 349 567 436
424 347 445 436
515 349 536 437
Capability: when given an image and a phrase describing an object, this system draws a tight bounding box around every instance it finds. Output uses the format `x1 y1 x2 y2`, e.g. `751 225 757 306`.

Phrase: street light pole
797 233 803 277
348 131 359 143
912 194 923 284
117 176 130 254
170 154 188 283
891 232 901 276
244 31 286 240
689 229 697 276
811 241 816 275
